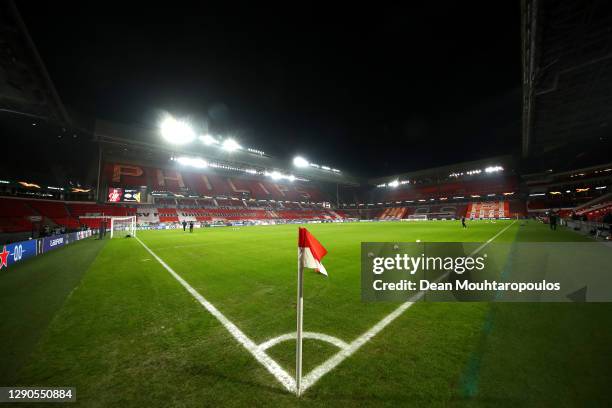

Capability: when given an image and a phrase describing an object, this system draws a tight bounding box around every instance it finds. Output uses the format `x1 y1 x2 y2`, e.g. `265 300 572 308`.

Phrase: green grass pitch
1 220 611 407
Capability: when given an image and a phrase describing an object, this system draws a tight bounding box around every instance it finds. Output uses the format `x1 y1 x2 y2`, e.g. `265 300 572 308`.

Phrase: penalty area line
135 237 296 393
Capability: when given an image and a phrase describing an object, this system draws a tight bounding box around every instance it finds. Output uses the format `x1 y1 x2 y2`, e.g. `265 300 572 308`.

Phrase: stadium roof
368 155 515 186
0 0 70 124
522 0 612 172
95 119 361 186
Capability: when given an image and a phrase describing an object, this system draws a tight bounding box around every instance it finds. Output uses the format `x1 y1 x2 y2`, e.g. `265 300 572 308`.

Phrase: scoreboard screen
107 187 143 203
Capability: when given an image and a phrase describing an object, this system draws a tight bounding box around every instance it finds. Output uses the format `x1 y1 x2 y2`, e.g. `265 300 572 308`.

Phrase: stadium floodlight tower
160 115 196 144
293 156 309 167
222 138 241 151
109 216 137 238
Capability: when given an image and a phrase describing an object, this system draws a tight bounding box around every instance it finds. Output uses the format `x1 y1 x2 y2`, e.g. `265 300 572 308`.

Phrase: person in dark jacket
549 212 557 231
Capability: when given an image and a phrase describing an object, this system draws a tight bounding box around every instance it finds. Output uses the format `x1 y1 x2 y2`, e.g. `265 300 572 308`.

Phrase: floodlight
222 138 241 151
160 115 195 144
269 171 282 180
288 175 296 182
387 180 399 188
293 156 309 168
485 166 504 173
176 156 208 168
200 134 217 145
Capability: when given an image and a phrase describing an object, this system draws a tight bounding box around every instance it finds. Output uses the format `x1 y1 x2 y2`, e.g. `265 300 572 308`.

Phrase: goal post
109 216 136 238
405 214 428 221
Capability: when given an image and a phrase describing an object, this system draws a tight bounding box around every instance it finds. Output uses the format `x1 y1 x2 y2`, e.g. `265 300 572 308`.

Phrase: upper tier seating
378 177 518 202
104 162 331 202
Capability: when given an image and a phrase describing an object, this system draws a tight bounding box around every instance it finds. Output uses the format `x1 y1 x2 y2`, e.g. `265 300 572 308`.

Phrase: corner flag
296 227 328 396
298 227 328 276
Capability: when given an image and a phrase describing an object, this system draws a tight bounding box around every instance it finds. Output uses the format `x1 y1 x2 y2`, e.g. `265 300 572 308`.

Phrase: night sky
18 2 521 177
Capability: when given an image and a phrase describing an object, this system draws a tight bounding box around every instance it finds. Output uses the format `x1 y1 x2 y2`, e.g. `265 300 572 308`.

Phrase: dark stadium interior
12 1 522 177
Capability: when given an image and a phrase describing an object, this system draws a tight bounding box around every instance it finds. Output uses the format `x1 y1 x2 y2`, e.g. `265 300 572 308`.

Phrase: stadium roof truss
521 0 612 169
0 0 70 124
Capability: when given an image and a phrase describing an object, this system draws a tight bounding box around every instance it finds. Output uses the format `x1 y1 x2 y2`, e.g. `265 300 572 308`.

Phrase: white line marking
154 243 209 250
300 220 517 392
468 221 516 256
259 332 349 351
135 237 296 393
136 221 516 395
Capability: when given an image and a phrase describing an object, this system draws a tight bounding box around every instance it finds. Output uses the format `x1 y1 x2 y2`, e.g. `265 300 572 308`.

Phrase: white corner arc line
135 237 296 393
259 332 349 351
136 220 516 396
300 220 517 392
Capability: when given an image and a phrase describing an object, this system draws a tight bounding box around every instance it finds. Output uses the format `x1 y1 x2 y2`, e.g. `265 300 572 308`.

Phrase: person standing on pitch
461 215 467 228
189 221 194 233
549 212 557 231
182 220 187 231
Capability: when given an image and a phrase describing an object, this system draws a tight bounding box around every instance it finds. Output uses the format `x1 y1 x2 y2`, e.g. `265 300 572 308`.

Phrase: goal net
406 214 428 221
109 216 136 238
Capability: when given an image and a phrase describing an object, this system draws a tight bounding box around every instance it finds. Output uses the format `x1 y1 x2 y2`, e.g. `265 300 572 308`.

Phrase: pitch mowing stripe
300 220 518 392
135 237 297 393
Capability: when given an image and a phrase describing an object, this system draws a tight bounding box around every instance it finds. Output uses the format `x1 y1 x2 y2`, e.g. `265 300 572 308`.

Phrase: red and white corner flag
298 227 328 276
296 227 328 396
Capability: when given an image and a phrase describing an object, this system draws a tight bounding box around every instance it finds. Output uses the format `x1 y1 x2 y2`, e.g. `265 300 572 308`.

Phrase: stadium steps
327 210 343 219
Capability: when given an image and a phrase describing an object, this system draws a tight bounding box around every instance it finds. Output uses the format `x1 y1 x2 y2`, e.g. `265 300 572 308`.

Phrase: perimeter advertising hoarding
42 235 66 252
0 239 38 270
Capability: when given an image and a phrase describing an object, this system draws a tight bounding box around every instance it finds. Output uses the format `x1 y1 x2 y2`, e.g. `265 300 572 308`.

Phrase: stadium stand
103 162 330 202
157 208 179 223
377 176 518 202
379 207 408 220
0 198 35 233
466 201 510 219
26 200 80 229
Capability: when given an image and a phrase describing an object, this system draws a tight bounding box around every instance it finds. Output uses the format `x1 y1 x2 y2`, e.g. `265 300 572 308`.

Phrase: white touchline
135 237 297 393
137 220 516 396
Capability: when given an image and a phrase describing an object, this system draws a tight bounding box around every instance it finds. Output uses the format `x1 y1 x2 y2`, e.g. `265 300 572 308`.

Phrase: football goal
406 214 428 221
109 216 137 238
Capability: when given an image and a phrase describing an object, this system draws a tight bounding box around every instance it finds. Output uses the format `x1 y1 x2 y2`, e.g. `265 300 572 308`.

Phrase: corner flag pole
296 247 305 396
